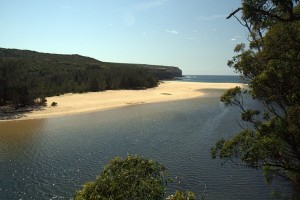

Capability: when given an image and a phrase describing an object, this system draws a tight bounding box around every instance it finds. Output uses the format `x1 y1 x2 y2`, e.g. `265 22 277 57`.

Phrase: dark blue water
0 76 287 199
179 75 242 83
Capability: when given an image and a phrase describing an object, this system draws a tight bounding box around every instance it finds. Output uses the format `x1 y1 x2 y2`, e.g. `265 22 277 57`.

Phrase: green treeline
0 48 182 108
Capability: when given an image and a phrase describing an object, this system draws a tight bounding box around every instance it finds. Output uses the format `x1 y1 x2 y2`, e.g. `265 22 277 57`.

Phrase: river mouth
0 89 278 199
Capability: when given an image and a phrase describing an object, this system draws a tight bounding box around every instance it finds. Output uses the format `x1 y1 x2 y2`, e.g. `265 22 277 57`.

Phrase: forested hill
0 48 182 108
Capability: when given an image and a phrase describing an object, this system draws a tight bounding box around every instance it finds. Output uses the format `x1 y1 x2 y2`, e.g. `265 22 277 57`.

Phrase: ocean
178 75 242 83
0 75 286 199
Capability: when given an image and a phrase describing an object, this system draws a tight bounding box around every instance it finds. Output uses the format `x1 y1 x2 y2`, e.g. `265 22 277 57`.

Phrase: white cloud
166 29 178 34
230 35 242 41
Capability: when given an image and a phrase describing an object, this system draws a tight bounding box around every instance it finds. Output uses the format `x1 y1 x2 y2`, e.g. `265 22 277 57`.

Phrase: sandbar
1 81 244 121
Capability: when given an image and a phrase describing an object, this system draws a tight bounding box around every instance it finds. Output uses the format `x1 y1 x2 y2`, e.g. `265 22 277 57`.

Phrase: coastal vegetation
0 48 181 109
211 1 300 199
74 155 195 200
3 0 300 199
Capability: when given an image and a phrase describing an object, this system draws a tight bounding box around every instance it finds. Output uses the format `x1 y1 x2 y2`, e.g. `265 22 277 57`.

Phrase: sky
0 0 248 75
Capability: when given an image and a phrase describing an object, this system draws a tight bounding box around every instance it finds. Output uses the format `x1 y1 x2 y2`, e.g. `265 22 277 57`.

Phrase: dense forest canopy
0 48 182 108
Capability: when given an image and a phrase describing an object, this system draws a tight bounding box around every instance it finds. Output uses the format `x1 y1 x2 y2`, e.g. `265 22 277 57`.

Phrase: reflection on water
0 91 283 199
0 119 47 199
0 119 46 159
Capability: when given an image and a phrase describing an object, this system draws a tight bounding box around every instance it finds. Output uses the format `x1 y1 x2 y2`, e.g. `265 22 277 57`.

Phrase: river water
0 79 285 199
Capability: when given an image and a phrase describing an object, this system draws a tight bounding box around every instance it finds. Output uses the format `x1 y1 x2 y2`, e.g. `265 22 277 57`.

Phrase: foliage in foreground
212 1 300 199
75 155 166 199
166 190 196 200
75 155 196 200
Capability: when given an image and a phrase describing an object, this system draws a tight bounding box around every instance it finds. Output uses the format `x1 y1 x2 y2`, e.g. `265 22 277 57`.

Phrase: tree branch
226 8 242 19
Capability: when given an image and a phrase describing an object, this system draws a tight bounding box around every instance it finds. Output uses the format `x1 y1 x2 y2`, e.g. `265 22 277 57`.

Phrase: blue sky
0 0 247 75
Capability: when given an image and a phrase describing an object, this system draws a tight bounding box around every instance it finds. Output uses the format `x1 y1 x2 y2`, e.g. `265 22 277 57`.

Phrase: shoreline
0 81 244 122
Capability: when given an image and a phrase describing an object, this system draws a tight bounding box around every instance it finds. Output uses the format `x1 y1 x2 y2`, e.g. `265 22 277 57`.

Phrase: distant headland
0 47 182 115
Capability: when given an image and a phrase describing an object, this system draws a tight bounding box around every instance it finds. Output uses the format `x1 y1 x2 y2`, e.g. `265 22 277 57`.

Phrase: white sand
4 81 244 120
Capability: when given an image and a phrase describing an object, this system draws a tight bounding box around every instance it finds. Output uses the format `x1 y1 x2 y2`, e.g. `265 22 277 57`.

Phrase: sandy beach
1 81 243 121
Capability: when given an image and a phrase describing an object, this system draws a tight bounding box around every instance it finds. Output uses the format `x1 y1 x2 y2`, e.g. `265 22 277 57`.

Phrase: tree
166 190 196 200
211 1 300 199
0 59 39 108
74 155 168 200
74 155 197 200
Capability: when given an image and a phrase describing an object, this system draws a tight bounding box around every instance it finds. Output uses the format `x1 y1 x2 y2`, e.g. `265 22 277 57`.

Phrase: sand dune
3 81 244 120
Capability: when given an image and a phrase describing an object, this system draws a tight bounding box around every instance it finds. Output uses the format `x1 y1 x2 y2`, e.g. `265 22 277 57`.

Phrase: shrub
74 155 168 200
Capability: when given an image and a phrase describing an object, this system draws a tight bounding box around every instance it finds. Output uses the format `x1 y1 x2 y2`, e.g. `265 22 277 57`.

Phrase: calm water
179 75 242 83
0 79 285 199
